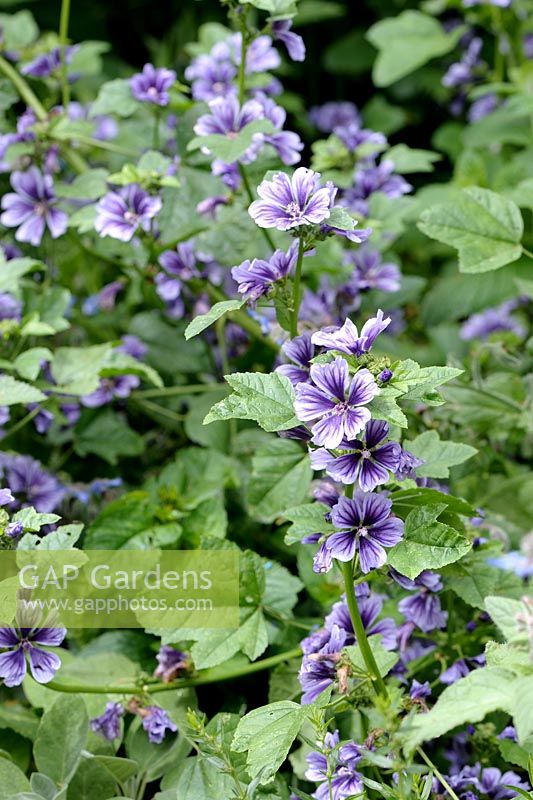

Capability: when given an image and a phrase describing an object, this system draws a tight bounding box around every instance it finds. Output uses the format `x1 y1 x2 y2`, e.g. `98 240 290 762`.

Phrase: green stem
451 382 524 413
45 646 302 695
290 238 305 338
340 559 388 701
132 383 227 399
55 134 139 158
238 163 276 252
1 407 40 440
152 109 160 150
59 0 72 108
416 748 461 800
130 397 186 424
522 247 533 260
0 55 47 121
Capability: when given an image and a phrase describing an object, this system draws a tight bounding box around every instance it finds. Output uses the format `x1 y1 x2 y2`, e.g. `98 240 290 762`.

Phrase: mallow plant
0 0 530 798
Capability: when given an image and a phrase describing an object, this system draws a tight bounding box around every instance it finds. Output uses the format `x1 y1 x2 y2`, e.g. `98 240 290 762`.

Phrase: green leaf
34 695 88 784
188 119 274 163
11 508 60 532
263 561 303 617
84 492 154 549
283 502 334 545
247 439 312 523
0 759 30 800
387 504 471 579
368 392 407 427
90 79 141 118
512 677 533 748
232 701 311 784
0 375 46 406
295 1 345 25
418 187 524 273
204 372 299 432
0 703 39 741
442 550 524 608
101 351 163 388
326 207 358 231
0 256 45 293
67 758 117 800
50 343 113 395
59 169 109 200
14 348 53 381
159 756 234 798
190 607 268 669
391 487 476 518
390 360 463 403
367 11 462 87
0 11 38 50
344 638 398 678
92 756 139 783
405 430 477 479
485 596 529 642
387 144 441 173
400 667 515 751
184 300 245 340
74 410 144 465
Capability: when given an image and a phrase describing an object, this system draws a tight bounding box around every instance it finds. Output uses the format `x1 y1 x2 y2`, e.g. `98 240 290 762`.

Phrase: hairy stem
45 646 302 695
0 55 47 121
290 238 305 338
416 747 461 800
59 0 72 108
340 559 389 701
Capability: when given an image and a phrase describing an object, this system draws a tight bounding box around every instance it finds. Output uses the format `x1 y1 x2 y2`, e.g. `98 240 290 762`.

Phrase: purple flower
91 702 125 740
21 46 77 78
5 520 23 539
325 583 397 650
346 248 401 293
395 448 424 481
410 679 431 700
0 292 21 321
154 645 189 682
309 102 361 133
129 63 176 106
295 359 378 448
311 419 402 491
0 454 65 512
379 369 393 383
81 374 140 408
141 705 177 744
468 92 498 122
524 33 533 59
249 167 333 230
231 242 298 302
398 580 448 633
253 93 303 165
1 167 68 246
463 0 511 6
0 625 66 686
95 184 161 242
82 280 124 316
185 53 237 102
276 333 315 386
117 334 147 360
440 655 485 685
312 311 391 357
306 731 364 800
442 37 483 89
272 20 305 61
343 159 412 217
326 492 404 573
299 624 346 703
194 95 263 158
0 488 14 505
460 299 526 341
335 123 386 153
489 551 533 579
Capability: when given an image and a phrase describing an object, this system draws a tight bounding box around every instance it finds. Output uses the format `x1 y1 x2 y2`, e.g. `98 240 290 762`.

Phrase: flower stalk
290 237 305 338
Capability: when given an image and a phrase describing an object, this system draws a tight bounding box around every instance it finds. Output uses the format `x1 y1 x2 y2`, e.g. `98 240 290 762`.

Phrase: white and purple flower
249 167 333 230
1 167 68 246
311 311 391 357
325 492 404 573
129 63 177 106
232 242 298 302
95 184 161 242
295 358 379 448
0 625 66 686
